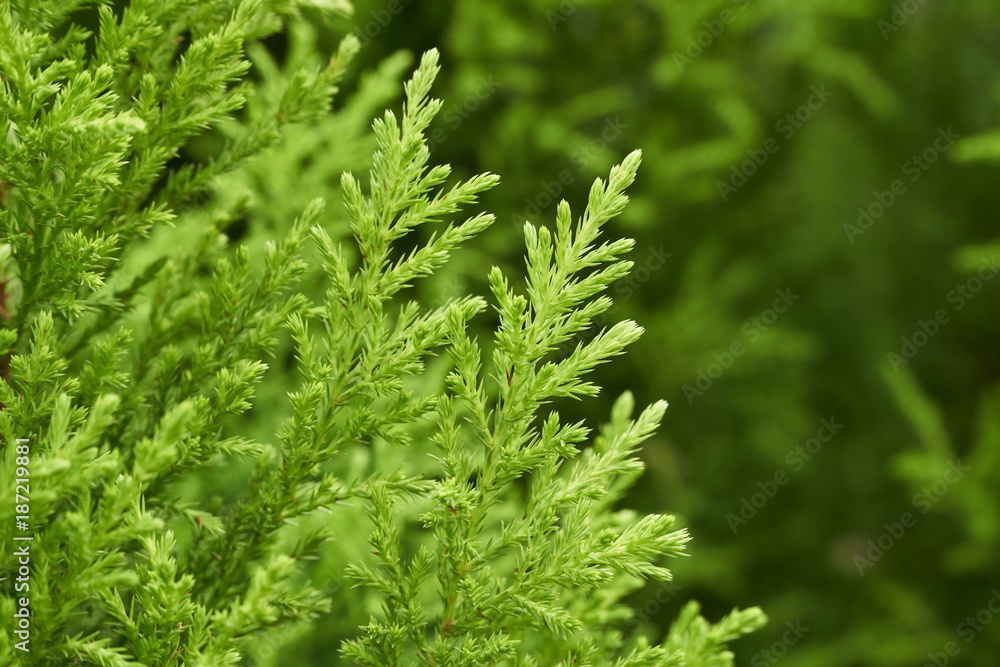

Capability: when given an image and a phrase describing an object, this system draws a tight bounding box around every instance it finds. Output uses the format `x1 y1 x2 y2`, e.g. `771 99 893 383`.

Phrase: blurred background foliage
163 0 1000 663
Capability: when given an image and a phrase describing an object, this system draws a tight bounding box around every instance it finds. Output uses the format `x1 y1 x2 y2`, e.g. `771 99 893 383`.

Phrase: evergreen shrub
0 2 764 665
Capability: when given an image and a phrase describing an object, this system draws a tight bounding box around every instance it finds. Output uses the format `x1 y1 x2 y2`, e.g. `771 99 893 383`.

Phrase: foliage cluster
0 1 768 665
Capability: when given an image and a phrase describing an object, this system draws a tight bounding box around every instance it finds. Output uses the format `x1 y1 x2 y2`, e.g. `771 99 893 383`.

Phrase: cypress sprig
343 67 763 664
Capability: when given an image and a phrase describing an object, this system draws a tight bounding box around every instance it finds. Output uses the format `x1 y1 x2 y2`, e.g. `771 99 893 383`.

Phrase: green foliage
0 2 763 665
337 1 1000 665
